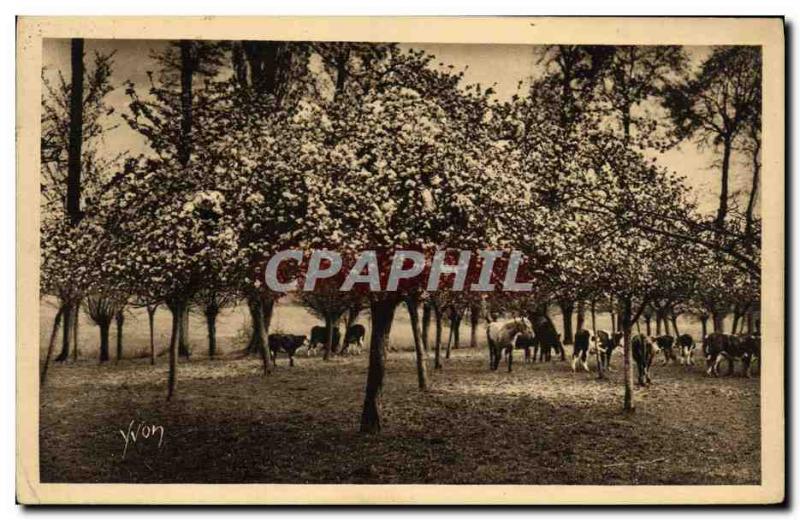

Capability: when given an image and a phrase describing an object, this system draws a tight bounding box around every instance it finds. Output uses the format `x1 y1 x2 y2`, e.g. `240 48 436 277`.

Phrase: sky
41 39 757 215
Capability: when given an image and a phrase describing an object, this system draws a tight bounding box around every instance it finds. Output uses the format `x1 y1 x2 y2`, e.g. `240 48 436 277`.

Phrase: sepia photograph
15 16 785 505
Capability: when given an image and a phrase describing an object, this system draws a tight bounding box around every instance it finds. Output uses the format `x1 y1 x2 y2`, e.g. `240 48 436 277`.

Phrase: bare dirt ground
39 338 760 484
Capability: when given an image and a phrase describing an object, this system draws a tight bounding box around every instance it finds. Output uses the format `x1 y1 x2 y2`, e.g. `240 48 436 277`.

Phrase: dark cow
653 335 677 365
515 333 538 363
308 325 341 356
593 330 623 370
632 334 656 386
268 334 308 367
504 332 537 363
703 333 739 376
341 324 366 355
676 333 696 366
738 334 761 378
571 329 591 372
704 333 760 377
532 317 563 362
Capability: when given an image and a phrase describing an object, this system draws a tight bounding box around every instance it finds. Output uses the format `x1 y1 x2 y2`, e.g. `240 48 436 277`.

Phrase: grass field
38 301 760 485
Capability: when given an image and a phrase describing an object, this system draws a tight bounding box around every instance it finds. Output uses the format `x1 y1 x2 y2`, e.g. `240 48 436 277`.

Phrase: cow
632 334 656 386
653 335 677 365
503 332 537 363
571 329 591 372
703 333 739 376
676 333 696 366
341 324 366 355
704 333 760 377
515 333 538 363
738 334 761 378
593 329 623 370
268 334 308 367
486 317 534 372
308 325 341 356
531 317 563 363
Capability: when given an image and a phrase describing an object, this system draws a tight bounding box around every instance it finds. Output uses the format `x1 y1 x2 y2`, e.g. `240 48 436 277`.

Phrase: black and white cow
703 333 738 376
653 335 677 365
704 333 760 377
632 334 656 386
308 325 341 356
593 329 623 370
571 329 591 372
341 324 366 355
268 333 308 367
676 333 696 366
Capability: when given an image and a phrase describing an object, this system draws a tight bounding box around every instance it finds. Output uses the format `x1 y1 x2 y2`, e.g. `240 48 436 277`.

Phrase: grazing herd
489 318 760 385
268 323 366 365
267 315 760 384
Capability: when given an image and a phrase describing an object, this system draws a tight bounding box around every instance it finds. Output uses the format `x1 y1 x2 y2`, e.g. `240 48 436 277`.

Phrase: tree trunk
177 306 188 365
622 102 632 144
700 316 709 339
469 304 480 349
147 305 157 365
178 40 194 167
621 297 635 413
592 300 604 380
716 135 733 229
655 308 670 336
712 312 725 333
560 301 574 345
334 47 350 98
206 308 218 358
406 297 429 391
246 294 258 354
344 304 360 334
421 302 431 351
41 307 65 387
248 296 270 375
610 301 616 335
644 315 652 337
382 315 394 353
167 302 180 401
360 299 397 433
670 315 680 336
55 301 72 362
745 130 761 240
115 309 125 362
72 300 80 362
445 318 455 360
323 314 334 361
66 38 84 225
99 321 110 363
451 311 462 351
576 300 585 332
178 305 191 358
433 304 443 370
263 296 274 346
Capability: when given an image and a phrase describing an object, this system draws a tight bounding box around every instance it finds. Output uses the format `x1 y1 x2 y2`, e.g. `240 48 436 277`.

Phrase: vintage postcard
16 16 785 504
